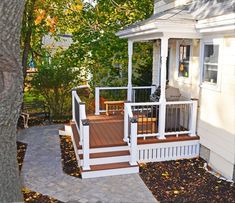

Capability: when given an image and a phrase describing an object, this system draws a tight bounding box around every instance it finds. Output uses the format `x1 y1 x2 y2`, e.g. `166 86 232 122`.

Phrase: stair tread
82 162 138 172
79 150 130 159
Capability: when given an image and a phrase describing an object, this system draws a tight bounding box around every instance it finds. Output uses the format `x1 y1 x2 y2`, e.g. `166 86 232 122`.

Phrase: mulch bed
17 141 27 171
139 158 235 203
59 135 81 178
16 142 64 203
22 188 63 203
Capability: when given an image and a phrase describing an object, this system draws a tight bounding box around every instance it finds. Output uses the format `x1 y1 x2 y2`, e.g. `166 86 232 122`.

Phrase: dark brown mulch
22 188 63 203
59 135 81 178
16 142 64 203
17 141 27 171
139 158 235 203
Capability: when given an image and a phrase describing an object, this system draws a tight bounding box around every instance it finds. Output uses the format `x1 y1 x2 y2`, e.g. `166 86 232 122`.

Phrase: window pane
178 45 190 77
204 44 219 63
203 65 217 83
203 44 219 84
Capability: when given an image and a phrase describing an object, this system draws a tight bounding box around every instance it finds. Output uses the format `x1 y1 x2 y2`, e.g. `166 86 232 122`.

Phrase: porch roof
116 0 235 41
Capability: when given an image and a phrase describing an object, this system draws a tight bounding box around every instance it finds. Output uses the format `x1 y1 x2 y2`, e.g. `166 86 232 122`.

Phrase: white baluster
130 117 138 165
190 100 197 136
82 119 90 170
95 87 100 115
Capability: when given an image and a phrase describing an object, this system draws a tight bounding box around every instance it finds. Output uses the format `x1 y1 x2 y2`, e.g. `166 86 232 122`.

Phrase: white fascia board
118 29 162 39
164 32 201 39
117 20 197 39
128 32 164 42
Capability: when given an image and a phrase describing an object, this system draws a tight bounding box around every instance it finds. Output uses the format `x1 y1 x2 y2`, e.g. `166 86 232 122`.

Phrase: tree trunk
22 0 36 81
0 0 25 202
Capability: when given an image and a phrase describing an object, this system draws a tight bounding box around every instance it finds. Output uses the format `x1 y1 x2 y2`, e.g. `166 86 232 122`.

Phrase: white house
116 0 235 180
64 0 235 180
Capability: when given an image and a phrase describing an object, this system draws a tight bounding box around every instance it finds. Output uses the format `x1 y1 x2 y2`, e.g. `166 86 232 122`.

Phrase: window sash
203 44 219 84
178 45 190 78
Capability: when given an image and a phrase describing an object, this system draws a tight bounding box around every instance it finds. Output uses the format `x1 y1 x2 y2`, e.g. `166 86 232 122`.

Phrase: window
178 45 190 78
203 44 219 84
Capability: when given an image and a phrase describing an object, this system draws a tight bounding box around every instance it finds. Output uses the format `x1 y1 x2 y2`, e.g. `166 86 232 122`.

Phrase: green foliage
70 0 154 88
32 51 83 119
132 42 153 86
23 92 44 103
21 0 83 76
22 0 155 119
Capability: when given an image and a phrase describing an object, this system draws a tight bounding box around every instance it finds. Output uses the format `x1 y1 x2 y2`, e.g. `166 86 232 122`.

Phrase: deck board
72 115 199 149
89 115 126 148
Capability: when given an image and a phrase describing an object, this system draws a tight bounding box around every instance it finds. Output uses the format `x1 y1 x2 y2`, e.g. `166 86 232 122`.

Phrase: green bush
32 52 82 119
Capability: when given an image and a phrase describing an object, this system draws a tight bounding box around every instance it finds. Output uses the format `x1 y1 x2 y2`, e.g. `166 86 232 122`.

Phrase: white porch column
127 40 133 101
158 37 169 139
152 40 161 87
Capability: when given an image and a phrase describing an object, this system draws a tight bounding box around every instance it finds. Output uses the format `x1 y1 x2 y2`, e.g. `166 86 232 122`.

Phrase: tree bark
0 0 25 202
22 0 36 80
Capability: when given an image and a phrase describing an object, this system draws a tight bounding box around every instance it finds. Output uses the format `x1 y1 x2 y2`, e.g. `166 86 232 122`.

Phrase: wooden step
86 162 137 171
81 162 139 178
78 145 130 154
79 150 130 160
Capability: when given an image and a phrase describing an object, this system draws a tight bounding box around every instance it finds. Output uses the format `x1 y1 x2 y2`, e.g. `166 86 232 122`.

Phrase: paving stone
17 125 157 203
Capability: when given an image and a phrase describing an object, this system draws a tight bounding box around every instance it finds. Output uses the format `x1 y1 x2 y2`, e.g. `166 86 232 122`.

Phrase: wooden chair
104 101 124 116
137 117 157 134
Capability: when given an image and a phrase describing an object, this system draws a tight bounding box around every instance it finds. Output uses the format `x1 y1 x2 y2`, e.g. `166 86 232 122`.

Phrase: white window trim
199 38 222 92
176 40 193 84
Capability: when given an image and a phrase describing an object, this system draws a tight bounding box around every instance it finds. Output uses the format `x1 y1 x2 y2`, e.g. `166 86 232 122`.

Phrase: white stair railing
72 90 90 170
124 103 138 166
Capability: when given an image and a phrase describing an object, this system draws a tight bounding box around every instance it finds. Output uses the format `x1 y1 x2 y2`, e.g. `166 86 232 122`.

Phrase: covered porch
66 15 201 178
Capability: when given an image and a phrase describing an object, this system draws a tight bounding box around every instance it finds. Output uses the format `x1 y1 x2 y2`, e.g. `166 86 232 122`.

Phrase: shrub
32 52 82 120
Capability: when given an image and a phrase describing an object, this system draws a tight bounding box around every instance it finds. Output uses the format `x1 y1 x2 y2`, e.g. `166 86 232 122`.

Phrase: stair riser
59 125 73 136
81 167 139 179
80 155 130 166
78 146 129 154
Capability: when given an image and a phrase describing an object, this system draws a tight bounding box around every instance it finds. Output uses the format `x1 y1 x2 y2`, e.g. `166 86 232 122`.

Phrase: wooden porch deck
84 115 199 148
88 115 126 148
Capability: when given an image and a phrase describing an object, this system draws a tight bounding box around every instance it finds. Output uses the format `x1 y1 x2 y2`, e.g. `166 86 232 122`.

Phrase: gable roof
116 0 235 40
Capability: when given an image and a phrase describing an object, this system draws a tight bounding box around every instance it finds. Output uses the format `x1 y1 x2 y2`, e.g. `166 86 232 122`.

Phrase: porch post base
189 134 197 137
123 138 129 143
158 136 166 140
82 166 91 171
129 161 138 166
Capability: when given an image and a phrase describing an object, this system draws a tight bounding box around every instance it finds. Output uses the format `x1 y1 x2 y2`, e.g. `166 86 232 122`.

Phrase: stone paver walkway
17 125 157 203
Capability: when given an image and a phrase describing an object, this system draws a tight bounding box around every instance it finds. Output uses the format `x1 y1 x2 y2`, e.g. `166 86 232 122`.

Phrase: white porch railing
124 100 197 139
124 100 198 163
95 86 156 115
72 90 90 170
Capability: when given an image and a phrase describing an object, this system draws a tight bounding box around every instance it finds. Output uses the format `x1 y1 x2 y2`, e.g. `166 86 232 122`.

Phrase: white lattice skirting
138 140 200 163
